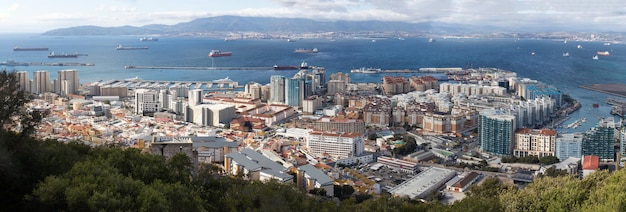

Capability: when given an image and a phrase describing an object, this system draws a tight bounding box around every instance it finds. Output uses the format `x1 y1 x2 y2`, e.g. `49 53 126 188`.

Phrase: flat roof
240 148 285 172
225 152 262 171
299 164 333 186
389 167 456 199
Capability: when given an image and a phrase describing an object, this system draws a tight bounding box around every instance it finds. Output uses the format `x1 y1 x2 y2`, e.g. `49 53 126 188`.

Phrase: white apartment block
135 89 161 115
306 131 364 159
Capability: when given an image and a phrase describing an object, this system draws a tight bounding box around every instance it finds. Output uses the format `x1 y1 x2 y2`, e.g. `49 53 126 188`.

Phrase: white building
33 70 52 94
188 104 235 127
302 95 323 115
134 89 160 115
389 167 456 199
306 131 364 159
54 69 79 95
224 148 293 183
188 89 202 107
297 164 334 196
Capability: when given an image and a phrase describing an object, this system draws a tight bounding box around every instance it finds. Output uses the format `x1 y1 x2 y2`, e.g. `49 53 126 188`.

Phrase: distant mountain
42 15 475 36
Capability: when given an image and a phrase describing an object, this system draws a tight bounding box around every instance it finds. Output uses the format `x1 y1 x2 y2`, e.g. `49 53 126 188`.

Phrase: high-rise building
479 108 517 156
245 82 263 100
16 71 31 93
285 77 305 107
134 89 160 115
54 69 79 95
620 127 626 156
582 118 616 162
555 133 583 161
513 128 557 158
188 89 202 107
328 72 350 95
270 75 285 104
33 70 51 94
306 131 364 159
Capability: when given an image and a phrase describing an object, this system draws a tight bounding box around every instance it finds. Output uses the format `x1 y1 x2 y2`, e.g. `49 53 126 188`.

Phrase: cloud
7 3 19 12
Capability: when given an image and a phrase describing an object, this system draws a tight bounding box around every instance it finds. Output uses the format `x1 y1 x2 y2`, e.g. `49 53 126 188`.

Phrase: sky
1 0 625 33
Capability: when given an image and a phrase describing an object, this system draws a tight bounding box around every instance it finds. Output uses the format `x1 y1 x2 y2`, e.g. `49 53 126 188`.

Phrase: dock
97 77 243 91
0 61 94 67
124 65 274 70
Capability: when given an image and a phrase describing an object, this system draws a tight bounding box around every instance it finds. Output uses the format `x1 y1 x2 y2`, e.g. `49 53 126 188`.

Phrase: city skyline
2 0 626 33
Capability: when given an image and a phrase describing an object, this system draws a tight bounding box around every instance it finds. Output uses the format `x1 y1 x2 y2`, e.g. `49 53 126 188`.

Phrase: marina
124 65 276 70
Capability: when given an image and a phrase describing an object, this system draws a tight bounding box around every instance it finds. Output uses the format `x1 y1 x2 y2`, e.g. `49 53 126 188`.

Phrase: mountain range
42 15 476 36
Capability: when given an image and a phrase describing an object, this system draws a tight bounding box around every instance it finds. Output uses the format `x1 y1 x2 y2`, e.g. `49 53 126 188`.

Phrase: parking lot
353 163 419 192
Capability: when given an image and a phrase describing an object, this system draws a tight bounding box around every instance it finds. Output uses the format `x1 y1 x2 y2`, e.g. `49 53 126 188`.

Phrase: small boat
577 45 583 49
563 39 568 44
592 55 599 60
562 52 569 57
531 52 536 56
603 42 611 46
428 38 435 42
208 50 232 57
596 51 610 56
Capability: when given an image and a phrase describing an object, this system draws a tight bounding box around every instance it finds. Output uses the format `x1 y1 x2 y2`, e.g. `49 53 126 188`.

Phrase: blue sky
1 0 625 33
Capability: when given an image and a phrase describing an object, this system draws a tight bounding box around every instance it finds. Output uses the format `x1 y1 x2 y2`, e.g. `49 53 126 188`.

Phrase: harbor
96 77 243 91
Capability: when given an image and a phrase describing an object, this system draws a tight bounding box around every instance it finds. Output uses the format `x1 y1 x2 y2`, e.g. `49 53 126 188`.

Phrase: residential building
479 108 517 156
224 148 293 182
16 71 31 93
270 75 285 104
54 69 79 95
33 70 52 94
382 76 410 95
513 128 557 158
555 133 584 161
302 95 323 115
134 89 160 115
582 155 600 178
296 164 334 196
582 118 616 162
285 77 305 107
306 131 364 159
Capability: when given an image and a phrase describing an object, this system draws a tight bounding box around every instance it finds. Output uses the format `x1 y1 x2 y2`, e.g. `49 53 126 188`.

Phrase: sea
1 34 625 133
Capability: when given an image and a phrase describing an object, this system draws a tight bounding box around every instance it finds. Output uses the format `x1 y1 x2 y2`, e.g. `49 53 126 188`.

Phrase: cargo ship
294 48 318 53
273 65 298 70
116 45 149 50
48 52 87 58
597 51 610 56
13 46 48 51
208 50 232 57
139 37 158 41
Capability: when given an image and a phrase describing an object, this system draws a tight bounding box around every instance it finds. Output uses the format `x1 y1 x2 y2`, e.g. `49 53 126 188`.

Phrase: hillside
41 15 472 36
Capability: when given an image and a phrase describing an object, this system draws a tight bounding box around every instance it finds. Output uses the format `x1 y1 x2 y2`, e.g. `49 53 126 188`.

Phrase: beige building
514 128 557 158
306 131 364 159
382 76 410 95
302 95 323 115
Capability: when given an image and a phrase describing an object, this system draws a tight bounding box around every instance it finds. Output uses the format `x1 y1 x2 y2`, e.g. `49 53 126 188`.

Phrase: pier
97 77 242 91
0 60 94 67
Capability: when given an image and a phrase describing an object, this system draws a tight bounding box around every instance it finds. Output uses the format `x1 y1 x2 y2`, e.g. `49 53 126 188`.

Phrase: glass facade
479 109 516 156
